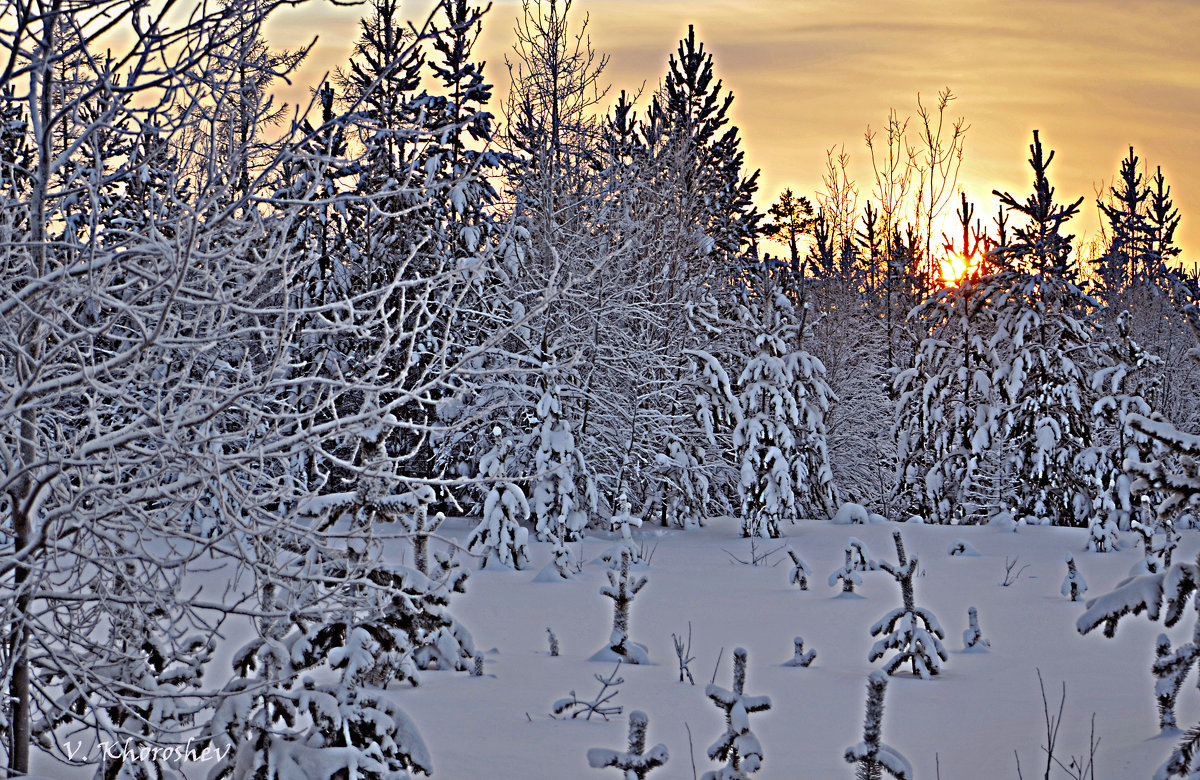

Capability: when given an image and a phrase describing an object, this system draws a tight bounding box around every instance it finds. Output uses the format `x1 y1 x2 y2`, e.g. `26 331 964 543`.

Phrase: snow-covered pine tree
1094 147 1153 305
587 710 669 778
702 648 771 779
593 549 650 664
531 372 597 548
467 433 532 569
844 671 912 780
962 606 990 651
782 637 817 668
600 25 760 531
1153 633 1187 733
1061 555 1088 602
733 269 837 537
892 272 1001 524
987 130 1099 526
1078 550 1200 777
606 490 644 563
1082 308 1163 544
869 531 947 678
786 546 811 590
830 538 874 594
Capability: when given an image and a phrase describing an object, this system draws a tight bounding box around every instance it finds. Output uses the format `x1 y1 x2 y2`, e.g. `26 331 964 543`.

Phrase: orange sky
266 0 1200 262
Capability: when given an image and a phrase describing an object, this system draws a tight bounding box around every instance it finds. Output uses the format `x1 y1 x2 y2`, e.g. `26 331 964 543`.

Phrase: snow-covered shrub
605 490 644 564
673 625 696 684
782 637 816 668
786 546 811 590
1087 502 1120 552
829 538 874 594
547 627 560 657
869 531 947 678
592 549 650 664
844 670 911 779
832 502 870 525
947 539 980 556
467 435 531 570
702 648 771 779
204 623 434 780
587 710 669 778
962 606 990 652
1062 555 1088 602
553 663 624 721
1131 507 1181 575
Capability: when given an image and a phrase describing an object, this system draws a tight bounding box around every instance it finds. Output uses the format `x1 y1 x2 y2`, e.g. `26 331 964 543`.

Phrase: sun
939 252 975 285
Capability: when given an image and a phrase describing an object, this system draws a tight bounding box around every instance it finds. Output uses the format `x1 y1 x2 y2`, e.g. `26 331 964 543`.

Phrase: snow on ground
405 517 1191 779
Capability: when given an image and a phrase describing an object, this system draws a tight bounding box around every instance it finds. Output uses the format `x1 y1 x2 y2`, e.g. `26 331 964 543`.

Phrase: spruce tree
988 130 1099 525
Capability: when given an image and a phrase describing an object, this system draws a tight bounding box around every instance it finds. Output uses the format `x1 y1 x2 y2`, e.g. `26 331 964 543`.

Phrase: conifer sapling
587 710 669 778
786 546 810 590
782 637 816 668
702 648 771 779
869 531 947 678
592 548 650 664
1062 555 1087 602
829 538 873 594
962 606 990 651
844 670 912 779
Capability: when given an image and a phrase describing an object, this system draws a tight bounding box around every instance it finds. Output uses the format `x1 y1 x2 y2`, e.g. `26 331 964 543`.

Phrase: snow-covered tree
987 130 1099 526
467 433 532 570
607 490 644 563
892 274 1001 524
962 606 990 651
786 546 811 590
782 637 817 668
587 710 669 778
532 376 597 545
702 648 771 780
844 671 912 780
732 273 837 537
830 538 875 594
1154 633 1187 733
869 531 947 678
1082 308 1163 541
594 549 650 665
1078 552 1200 777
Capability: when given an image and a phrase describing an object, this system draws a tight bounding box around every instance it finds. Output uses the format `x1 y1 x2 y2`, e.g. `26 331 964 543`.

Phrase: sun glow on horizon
939 252 977 285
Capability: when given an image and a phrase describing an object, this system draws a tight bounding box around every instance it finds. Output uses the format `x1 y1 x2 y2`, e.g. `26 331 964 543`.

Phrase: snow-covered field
401 517 1193 779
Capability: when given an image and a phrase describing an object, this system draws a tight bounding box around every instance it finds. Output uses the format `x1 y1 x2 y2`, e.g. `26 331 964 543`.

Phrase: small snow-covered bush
962 606 990 651
1062 555 1088 602
553 663 624 721
786 546 811 590
947 539 980 556
587 710 669 778
829 537 874 594
832 502 870 525
782 637 816 668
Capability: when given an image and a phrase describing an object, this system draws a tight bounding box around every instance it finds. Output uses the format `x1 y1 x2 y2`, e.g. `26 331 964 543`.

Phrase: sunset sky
267 0 1200 261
